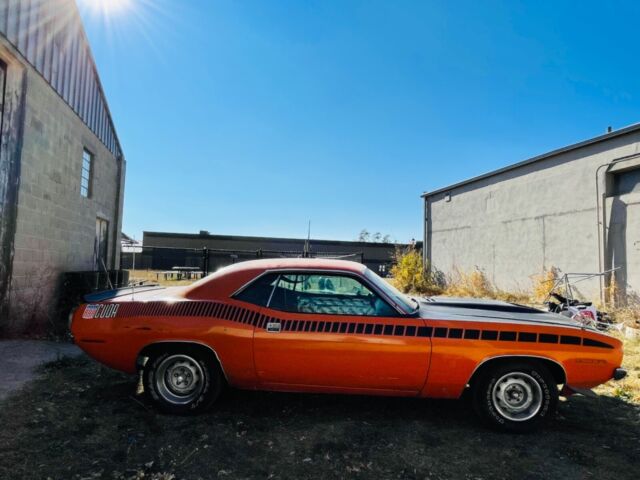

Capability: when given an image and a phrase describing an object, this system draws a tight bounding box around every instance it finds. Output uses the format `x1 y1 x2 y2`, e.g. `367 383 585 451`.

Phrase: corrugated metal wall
0 0 122 158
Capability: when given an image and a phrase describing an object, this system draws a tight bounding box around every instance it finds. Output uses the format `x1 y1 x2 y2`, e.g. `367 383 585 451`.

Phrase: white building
422 125 640 303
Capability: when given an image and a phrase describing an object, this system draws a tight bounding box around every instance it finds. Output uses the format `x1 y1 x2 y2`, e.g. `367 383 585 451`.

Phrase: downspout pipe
112 154 125 272
595 152 640 304
422 195 429 273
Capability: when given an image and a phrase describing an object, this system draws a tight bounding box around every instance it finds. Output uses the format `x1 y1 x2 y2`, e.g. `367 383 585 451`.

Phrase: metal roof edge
421 122 640 199
142 231 420 248
0 1 124 159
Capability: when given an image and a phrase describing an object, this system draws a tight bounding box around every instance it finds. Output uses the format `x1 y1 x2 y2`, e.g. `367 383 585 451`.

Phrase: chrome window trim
231 268 408 316
266 274 280 308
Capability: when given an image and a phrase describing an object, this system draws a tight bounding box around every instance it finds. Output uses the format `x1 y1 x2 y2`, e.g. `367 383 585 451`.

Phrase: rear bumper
613 367 627 381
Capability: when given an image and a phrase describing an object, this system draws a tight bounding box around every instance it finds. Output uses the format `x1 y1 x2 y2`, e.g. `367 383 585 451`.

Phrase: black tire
472 361 558 432
143 346 223 415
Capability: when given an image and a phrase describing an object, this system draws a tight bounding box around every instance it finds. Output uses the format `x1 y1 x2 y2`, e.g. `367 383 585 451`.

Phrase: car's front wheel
143 347 222 414
472 361 558 432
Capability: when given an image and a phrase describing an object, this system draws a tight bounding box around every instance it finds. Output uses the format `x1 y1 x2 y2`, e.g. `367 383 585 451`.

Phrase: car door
248 271 431 394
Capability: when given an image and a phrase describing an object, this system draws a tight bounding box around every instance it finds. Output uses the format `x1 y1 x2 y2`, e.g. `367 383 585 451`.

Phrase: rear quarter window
234 273 279 307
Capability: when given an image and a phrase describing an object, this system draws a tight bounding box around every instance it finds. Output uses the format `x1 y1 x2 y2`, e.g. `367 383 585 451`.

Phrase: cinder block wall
5 43 123 333
425 131 640 300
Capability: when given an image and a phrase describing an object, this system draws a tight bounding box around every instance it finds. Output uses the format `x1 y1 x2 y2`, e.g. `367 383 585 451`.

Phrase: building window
80 148 93 197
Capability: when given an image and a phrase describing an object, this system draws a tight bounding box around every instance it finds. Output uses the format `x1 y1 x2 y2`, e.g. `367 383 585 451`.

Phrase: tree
358 229 395 243
358 229 371 242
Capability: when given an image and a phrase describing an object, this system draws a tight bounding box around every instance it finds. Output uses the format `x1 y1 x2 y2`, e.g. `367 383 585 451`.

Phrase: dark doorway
95 218 109 270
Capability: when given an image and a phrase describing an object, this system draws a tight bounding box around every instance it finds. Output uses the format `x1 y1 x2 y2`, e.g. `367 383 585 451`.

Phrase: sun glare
83 0 133 15
77 0 176 65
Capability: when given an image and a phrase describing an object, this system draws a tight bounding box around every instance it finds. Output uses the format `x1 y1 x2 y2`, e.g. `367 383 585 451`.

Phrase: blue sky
78 0 639 243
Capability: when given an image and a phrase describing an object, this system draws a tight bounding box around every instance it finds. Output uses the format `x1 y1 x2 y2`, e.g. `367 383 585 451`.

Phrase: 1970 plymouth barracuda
71 258 626 432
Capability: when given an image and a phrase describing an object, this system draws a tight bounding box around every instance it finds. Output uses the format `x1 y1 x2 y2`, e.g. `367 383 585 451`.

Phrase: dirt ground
0 357 639 480
0 340 81 401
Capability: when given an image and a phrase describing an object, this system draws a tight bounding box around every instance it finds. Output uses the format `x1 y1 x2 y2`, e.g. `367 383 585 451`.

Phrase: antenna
304 220 311 257
131 235 135 301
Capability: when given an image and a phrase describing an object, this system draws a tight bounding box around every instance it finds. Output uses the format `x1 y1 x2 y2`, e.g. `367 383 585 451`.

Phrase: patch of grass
594 335 640 404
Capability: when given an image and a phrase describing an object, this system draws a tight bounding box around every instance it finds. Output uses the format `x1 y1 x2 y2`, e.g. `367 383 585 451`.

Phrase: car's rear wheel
472 361 558 432
143 347 222 414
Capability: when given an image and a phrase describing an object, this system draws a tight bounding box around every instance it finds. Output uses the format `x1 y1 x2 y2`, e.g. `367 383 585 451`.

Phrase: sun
81 0 133 15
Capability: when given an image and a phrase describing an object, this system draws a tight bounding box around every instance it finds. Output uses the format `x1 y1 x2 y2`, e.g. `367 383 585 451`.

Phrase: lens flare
82 0 133 15
77 0 181 66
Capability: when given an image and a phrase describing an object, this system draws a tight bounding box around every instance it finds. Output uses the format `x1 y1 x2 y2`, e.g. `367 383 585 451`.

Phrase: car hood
416 296 586 329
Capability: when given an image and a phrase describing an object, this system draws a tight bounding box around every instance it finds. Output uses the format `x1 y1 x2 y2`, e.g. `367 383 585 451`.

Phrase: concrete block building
422 125 640 303
0 0 125 333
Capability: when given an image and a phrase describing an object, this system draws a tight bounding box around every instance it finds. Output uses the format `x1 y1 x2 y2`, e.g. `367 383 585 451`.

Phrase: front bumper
613 368 627 381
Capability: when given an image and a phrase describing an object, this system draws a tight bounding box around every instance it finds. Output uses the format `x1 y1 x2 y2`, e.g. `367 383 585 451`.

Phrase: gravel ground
0 356 639 480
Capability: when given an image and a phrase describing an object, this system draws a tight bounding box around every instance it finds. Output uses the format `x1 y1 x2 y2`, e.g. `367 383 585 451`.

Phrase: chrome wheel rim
155 354 204 405
491 372 543 422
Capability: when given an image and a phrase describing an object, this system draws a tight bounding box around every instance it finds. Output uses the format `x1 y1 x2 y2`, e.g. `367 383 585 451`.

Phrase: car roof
182 258 368 300
215 257 368 274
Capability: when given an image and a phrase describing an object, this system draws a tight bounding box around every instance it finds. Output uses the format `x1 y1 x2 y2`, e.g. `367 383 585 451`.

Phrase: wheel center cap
167 363 198 392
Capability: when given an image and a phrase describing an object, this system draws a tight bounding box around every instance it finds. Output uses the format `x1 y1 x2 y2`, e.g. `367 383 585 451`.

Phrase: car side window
268 273 397 317
234 273 280 307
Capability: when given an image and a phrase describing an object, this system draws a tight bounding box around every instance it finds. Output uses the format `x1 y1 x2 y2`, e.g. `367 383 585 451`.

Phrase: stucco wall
3 39 124 333
424 130 640 300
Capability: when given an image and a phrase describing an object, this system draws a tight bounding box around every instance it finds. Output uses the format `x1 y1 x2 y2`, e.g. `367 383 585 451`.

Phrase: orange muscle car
71 258 626 431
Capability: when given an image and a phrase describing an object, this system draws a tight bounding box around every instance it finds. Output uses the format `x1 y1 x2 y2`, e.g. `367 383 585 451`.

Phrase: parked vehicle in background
71 259 626 432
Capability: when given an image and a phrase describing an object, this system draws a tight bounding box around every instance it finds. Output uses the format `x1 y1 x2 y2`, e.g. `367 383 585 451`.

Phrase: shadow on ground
0 357 638 480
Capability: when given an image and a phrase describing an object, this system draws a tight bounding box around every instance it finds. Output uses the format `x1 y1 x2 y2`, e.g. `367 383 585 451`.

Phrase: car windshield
363 268 417 314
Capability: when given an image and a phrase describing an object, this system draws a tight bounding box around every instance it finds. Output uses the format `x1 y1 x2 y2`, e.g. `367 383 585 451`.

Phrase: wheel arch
136 340 228 382
467 355 567 388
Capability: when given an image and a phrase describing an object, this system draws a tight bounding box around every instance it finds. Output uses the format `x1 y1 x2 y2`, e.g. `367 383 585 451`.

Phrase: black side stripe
113 301 615 349
583 338 614 349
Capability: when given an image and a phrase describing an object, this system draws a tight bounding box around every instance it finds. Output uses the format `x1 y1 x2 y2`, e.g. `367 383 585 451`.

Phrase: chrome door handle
266 322 281 333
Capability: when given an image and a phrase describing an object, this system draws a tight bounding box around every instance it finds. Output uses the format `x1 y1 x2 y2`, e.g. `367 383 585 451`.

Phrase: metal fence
120 246 367 278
